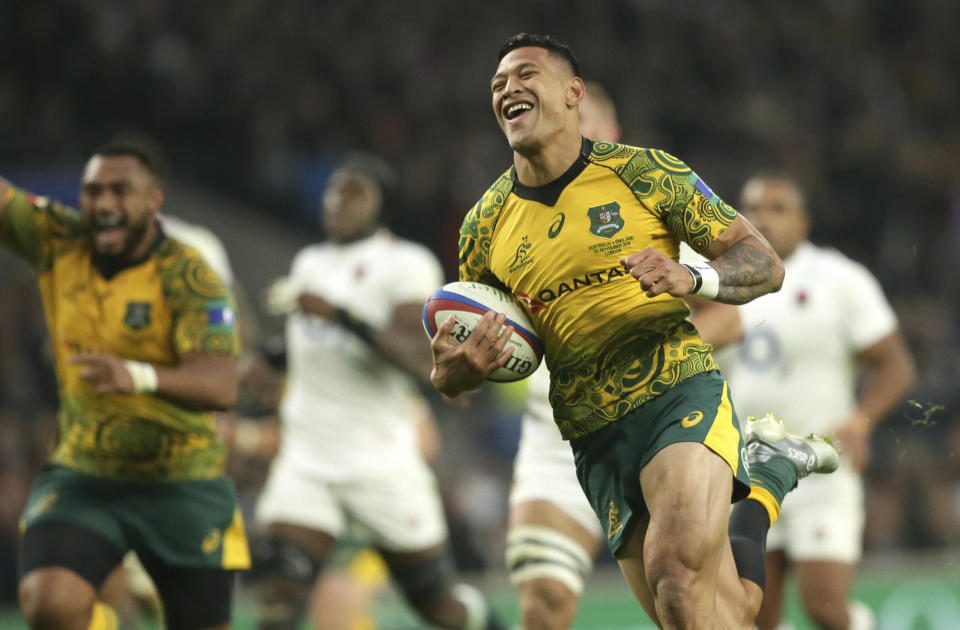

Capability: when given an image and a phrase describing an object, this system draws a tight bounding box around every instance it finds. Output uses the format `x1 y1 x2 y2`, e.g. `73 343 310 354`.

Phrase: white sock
848 600 876 630
451 583 489 630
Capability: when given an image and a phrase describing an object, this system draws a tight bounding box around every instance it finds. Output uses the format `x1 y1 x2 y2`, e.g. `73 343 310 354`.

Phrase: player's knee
389 555 498 630
518 579 578 630
801 595 849 630
505 525 591 595
19 572 94 630
389 554 455 622
251 537 323 589
505 526 590 630
643 548 701 617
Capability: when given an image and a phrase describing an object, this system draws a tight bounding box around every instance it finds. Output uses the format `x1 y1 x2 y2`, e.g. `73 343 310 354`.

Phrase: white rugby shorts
509 414 605 540
255 449 448 552
766 466 865 563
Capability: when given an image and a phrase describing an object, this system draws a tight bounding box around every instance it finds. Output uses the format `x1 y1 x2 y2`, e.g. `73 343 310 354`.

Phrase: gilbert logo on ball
422 282 544 382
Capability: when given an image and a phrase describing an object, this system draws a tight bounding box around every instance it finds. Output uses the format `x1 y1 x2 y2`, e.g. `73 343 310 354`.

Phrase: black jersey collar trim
92 222 167 280
510 137 594 207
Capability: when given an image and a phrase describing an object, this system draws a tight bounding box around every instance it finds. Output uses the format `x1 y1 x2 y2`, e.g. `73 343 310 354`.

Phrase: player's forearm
155 359 239 411
856 334 916 430
708 236 784 304
374 332 434 382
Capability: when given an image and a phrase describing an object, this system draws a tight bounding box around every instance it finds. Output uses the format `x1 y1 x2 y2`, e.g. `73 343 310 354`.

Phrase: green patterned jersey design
459 142 734 439
1 186 239 480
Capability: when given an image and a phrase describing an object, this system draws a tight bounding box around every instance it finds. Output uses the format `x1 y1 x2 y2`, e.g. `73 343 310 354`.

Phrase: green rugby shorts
19 465 250 570
571 370 750 554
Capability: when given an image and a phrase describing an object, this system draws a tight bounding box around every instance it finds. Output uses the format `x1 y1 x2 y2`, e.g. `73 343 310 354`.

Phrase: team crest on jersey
587 202 624 238
124 302 152 330
508 235 535 273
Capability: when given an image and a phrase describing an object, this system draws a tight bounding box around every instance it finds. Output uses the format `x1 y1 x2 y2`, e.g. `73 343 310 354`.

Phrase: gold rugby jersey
459 140 736 439
1 186 239 480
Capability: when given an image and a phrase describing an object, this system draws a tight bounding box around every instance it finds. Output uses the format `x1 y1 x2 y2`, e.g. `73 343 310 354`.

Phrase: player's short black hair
498 33 581 77
337 152 397 196
743 168 810 216
94 133 168 181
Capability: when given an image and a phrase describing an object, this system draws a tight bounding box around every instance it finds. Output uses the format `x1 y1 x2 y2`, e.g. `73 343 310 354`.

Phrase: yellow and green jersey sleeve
1 185 87 272
3 185 239 480
459 142 735 439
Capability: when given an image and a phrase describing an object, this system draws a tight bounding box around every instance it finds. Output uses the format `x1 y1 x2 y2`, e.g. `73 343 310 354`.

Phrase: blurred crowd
1 0 958 603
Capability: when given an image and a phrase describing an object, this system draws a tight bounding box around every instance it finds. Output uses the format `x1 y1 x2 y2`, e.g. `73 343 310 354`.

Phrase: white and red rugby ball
422 281 543 382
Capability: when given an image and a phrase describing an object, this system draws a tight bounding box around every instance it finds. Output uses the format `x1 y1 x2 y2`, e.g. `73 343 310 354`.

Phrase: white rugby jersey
718 241 898 436
279 229 443 470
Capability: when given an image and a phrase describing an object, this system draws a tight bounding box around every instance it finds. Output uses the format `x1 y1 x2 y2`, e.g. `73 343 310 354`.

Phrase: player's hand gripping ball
422 282 543 382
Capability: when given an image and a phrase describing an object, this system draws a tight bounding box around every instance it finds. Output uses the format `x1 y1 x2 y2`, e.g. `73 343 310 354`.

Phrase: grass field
2 553 957 629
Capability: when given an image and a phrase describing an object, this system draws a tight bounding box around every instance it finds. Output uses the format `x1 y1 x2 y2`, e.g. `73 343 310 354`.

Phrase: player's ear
566 77 585 109
150 182 165 214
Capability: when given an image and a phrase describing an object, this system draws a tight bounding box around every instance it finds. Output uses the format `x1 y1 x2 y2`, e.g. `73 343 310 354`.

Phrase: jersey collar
510 137 594 207
92 221 167 280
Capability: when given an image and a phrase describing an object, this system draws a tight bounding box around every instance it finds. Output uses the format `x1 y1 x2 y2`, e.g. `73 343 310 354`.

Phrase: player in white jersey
253 154 505 630
719 172 915 630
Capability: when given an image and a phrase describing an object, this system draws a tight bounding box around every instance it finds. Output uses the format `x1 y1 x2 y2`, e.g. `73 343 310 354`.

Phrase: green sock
749 457 798 506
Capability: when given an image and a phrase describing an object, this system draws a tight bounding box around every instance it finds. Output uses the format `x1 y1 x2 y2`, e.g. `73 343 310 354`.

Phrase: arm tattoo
710 237 782 304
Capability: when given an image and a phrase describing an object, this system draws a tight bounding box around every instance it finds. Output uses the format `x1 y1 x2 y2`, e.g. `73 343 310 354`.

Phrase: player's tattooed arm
702 214 784 304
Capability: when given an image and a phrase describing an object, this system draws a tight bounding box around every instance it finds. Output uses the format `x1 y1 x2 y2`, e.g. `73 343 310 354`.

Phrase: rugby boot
745 413 841 480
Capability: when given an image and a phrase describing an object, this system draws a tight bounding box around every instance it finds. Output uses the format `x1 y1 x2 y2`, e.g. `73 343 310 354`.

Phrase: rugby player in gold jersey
431 33 840 630
1 141 249 630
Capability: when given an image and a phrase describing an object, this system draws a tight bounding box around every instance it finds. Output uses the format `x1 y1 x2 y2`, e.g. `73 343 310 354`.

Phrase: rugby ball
422 282 543 382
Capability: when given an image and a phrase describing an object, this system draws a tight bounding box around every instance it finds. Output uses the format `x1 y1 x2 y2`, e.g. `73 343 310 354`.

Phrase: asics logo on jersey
681 411 704 428
547 212 565 238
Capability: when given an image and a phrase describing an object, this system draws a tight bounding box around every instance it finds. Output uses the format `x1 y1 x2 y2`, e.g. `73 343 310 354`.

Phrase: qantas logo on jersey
531 265 627 304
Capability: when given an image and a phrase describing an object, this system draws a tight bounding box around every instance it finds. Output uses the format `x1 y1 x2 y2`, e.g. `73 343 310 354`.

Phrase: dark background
0 0 957 604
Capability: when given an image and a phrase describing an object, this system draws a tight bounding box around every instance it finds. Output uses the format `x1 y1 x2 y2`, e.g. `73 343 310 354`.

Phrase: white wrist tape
233 421 261 455
682 262 720 300
124 360 158 394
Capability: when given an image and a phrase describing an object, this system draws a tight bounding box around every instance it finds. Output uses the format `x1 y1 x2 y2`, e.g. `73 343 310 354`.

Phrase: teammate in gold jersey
1 141 249 630
431 33 840 630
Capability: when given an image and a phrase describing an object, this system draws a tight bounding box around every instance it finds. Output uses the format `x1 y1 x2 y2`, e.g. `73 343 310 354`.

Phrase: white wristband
233 421 261 455
124 360 158 394
682 262 720 300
